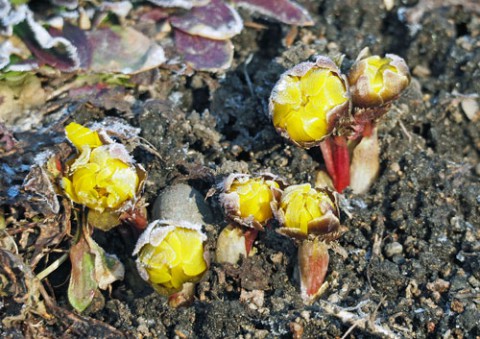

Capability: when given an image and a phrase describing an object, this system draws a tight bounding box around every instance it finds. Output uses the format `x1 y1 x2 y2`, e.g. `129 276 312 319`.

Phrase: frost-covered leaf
87 26 166 74
171 0 243 40
14 11 82 71
232 0 313 26
146 0 209 9
11 8 165 74
174 29 233 72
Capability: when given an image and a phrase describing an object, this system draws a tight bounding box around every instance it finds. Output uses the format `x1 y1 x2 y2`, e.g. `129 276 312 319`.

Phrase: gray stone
152 183 213 225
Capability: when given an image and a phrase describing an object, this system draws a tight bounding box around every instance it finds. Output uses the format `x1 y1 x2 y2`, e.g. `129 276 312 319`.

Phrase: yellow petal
300 69 328 97
62 177 78 203
148 265 172 284
167 231 186 267
182 247 207 276
90 147 111 167
284 109 312 142
65 122 103 150
170 265 189 289
272 103 294 128
151 241 178 268
306 195 322 220
274 76 301 105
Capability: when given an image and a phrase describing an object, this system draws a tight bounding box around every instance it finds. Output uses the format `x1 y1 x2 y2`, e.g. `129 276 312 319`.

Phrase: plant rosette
133 220 209 307
61 122 147 231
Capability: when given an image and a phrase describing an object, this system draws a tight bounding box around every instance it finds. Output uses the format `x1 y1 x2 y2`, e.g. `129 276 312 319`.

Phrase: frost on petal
174 29 233 72
87 26 166 74
146 0 209 9
171 0 243 40
232 0 313 26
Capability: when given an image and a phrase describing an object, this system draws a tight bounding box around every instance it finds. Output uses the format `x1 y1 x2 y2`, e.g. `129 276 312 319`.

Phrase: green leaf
67 235 98 313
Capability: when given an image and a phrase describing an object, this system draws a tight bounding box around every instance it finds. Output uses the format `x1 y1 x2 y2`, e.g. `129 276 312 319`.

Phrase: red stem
320 136 350 192
319 138 336 184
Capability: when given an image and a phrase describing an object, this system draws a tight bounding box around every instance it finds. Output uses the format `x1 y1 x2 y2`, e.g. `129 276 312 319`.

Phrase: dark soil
1 0 479 338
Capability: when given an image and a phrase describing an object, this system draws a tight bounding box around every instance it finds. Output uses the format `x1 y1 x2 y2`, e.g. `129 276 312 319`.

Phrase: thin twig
36 253 69 281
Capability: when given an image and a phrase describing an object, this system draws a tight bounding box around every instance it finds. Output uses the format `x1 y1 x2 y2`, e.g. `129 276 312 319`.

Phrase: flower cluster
270 49 411 193
217 173 340 304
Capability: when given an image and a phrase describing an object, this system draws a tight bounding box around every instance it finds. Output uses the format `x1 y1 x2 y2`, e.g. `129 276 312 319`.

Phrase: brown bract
269 56 352 148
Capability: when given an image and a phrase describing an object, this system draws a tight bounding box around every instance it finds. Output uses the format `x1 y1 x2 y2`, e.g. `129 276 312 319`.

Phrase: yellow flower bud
348 49 410 107
277 183 340 240
269 56 350 148
62 123 140 213
133 220 208 296
220 173 281 230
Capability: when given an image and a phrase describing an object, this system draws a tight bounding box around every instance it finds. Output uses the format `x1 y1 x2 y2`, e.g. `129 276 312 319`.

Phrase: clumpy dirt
1 0 480 338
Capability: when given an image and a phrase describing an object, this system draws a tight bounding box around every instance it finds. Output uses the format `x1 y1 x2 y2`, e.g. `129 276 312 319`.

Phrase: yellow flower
348 50 410 107
220 173 280 230
62 123 139 212
270 56 350 147
278 184 339 240
134 221 208 295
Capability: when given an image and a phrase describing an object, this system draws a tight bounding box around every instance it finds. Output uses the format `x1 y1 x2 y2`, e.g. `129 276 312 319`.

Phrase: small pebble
152 183 213 224
385 242 403 258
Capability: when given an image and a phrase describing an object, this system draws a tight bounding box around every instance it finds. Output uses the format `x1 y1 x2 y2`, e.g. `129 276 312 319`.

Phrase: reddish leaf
68 236 97 313
171 0 243 40
232 0 314 26
174 29 233 72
